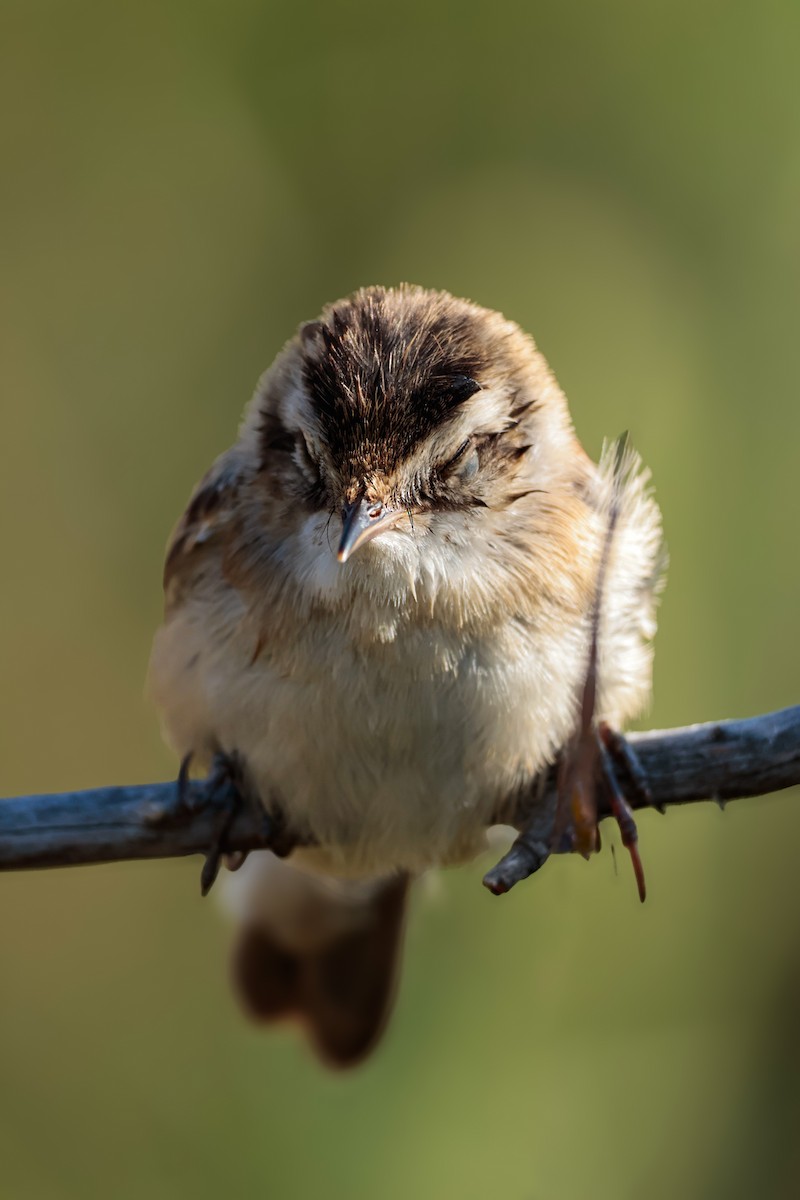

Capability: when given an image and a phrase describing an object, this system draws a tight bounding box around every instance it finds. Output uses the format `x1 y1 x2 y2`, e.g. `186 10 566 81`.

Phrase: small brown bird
149 285 663 1067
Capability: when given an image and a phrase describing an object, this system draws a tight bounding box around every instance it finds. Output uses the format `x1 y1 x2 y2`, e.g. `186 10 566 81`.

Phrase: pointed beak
337 498 405 563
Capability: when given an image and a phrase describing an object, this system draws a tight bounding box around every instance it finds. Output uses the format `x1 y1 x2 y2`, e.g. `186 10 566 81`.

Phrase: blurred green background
2 1 800 1197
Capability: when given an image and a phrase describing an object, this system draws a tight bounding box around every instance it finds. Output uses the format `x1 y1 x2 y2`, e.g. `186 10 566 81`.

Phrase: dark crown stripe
301 289 489 467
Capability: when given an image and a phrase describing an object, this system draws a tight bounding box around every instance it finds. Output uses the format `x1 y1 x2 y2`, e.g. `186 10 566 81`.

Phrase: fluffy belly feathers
153 602 589 878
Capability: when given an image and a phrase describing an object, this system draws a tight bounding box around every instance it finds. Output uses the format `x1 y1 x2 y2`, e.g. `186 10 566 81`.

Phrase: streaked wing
163 449 248 610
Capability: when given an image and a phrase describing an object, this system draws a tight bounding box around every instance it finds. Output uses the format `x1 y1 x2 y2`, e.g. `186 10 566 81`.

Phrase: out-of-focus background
2 2 799 1196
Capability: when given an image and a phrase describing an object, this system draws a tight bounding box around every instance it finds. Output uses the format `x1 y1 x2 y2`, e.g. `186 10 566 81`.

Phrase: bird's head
247 285 578 581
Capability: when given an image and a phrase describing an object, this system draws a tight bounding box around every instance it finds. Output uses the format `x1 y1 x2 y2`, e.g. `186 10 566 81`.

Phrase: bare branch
0 777 274 872
0 706 798 879
483 705 800 895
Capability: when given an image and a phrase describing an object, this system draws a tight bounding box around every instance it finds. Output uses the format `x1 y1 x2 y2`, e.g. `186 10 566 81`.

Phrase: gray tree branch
0 706 798 883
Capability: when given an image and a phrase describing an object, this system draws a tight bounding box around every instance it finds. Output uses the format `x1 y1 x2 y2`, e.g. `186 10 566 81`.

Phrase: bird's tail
223 851 409 1068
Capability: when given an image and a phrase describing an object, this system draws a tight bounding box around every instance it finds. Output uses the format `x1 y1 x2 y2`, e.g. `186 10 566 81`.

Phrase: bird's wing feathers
163 449 249 609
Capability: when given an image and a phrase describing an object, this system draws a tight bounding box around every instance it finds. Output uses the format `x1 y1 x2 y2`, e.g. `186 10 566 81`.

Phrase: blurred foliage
1 1 799 1197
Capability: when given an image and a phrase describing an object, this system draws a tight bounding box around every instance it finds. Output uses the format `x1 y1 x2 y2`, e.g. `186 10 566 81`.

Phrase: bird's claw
173 751 264 897
198 751 251 896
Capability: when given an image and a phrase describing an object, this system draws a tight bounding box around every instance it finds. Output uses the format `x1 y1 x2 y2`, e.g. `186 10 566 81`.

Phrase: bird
148 284 664 1067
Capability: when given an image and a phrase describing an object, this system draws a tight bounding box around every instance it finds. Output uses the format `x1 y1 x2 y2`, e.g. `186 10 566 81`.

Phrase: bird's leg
174 751 284 896
197 751 254 896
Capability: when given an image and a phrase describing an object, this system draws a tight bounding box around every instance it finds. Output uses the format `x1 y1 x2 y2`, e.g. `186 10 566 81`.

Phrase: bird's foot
174 751 276 897
198 751 253 896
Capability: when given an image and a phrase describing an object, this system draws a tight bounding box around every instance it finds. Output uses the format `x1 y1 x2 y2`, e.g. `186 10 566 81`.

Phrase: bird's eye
442 439 480 481
446 376 482 404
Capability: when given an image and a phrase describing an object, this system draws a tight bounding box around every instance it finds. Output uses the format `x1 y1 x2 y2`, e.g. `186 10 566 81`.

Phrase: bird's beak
337 498 406 563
